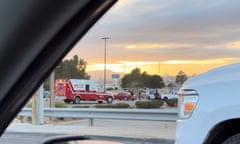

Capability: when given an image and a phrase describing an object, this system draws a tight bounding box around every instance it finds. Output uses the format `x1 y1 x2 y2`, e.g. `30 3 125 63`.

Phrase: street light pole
102 37 110 92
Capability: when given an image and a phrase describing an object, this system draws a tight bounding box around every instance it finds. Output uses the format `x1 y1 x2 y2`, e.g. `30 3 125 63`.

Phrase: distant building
111 74 121 89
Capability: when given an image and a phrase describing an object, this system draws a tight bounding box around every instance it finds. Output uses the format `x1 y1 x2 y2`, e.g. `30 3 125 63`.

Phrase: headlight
178 89 199 119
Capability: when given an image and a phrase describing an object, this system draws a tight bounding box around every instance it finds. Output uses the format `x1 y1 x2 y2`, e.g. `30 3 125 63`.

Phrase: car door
0 0 116 136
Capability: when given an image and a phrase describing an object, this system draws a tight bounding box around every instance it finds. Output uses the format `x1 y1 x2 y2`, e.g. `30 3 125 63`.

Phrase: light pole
102 37 110 92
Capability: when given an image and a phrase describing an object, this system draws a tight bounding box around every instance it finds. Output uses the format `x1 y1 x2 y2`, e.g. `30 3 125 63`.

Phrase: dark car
114 92 133 101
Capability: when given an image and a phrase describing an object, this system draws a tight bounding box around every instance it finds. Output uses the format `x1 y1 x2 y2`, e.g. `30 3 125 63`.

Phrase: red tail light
63 83 67 88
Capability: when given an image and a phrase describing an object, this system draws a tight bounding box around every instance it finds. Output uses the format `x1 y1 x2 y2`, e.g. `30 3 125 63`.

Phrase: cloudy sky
66 0 240 78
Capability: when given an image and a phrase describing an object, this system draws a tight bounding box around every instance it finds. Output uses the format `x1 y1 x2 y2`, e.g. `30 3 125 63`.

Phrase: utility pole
102 37 110 92
124 56 126 75
50 71 55 108
158 62 160 75
32 84 44 125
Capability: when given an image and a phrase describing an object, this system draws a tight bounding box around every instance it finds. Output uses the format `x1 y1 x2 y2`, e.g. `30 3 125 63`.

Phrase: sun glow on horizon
86 61 158 73
112 43 193 49
162 59 227 65
85 58 238 76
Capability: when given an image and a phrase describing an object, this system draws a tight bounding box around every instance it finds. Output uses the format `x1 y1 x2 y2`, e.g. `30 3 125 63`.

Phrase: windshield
5 1 240 144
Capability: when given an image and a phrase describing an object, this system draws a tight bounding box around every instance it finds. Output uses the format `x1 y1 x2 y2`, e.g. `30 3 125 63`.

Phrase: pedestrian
154 89 161 99
138 91 141 100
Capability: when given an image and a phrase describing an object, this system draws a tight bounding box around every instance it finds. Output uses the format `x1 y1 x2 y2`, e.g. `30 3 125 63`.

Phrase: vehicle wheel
223 133 240 144
74 97 80 104
106 96 113 103
124 97 128 101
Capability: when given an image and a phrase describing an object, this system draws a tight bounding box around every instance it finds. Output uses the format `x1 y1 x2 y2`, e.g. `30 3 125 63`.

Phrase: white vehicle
145 89 156 100
162 93 178 100
148 93 155 100
175 63 240 144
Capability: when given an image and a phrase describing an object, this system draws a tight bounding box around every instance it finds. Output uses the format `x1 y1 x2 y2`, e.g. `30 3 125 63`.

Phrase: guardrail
19 108 178 125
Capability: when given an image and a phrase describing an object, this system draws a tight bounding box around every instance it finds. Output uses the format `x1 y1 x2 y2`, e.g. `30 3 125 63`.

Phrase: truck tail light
55 83 67 89
63 83 67 88
178 89 199 119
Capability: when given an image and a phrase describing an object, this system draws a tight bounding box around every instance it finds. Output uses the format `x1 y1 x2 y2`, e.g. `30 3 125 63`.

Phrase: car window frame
0 0 117 136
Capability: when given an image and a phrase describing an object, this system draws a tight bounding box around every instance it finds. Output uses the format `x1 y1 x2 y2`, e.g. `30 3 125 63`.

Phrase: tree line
44 54 189 90
121 68 188 89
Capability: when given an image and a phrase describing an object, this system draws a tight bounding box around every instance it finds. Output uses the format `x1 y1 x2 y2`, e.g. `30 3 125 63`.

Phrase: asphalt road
20 98 177 144
1 132 46 144
1 132 174 144
5 119 176 144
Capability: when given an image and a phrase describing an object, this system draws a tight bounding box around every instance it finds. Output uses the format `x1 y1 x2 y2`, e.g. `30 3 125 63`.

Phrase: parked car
43 91 50 98
147 93 156 100
161 93 178 100
114 92 133 101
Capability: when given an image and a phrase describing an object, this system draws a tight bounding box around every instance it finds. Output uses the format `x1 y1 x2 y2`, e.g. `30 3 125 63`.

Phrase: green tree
121 68 142 88
175 70 188 86
55 55 90 79
148 75 165 89
141 71 151 87
44 55 90 90
121 68 165 89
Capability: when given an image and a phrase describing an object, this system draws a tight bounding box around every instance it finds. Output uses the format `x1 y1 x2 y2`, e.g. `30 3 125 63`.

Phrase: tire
106 96 113 104
74 96 80 104
164 97 168 101
223 133 240 144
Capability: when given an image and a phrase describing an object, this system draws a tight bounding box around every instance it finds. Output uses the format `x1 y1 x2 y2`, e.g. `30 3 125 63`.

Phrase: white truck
175 63 240 144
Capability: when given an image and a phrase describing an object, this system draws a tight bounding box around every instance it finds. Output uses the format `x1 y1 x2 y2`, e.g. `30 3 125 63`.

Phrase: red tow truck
54 79 114 104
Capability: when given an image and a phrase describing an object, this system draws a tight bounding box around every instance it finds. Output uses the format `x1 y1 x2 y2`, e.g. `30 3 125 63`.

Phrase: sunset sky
66 0 240 79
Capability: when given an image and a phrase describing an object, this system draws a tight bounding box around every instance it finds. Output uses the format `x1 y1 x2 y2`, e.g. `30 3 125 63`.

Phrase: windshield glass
6 1 240 144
